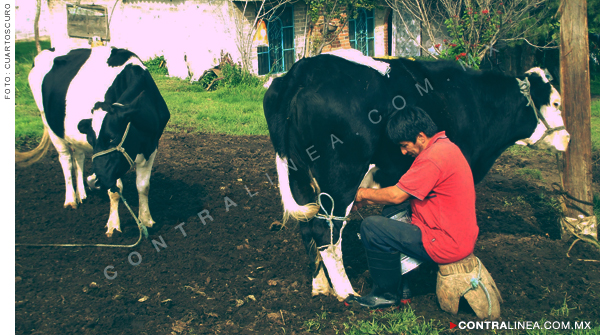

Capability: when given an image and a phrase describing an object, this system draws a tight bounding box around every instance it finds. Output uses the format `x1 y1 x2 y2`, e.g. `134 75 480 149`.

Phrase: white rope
516 78 565 148
314 193 348 248
16 191 148 248
92 122 136 168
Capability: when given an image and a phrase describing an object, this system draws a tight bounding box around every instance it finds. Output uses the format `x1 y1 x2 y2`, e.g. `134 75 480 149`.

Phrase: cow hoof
64 202 78 209
312 285 336 297
142 220 155 228
86 175 101 191
105 227 121 237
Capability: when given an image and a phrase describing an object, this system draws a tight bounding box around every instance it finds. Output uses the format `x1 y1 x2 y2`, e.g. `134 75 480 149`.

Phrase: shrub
220 62 263 88
197 58 264 91
144 56 168 76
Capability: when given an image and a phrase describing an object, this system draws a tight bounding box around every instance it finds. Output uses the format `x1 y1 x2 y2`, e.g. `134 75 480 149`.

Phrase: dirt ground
15 132 600 334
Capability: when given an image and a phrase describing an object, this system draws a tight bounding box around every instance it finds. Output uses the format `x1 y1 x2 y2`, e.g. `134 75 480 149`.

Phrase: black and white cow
18 46 170 237
263 50 570 300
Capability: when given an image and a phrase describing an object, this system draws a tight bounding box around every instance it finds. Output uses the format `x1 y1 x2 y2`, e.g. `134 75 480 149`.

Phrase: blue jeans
360 212 433 263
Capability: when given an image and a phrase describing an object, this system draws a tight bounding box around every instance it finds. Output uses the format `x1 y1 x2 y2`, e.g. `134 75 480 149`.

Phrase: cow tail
275 153 320 225
15 127 51 167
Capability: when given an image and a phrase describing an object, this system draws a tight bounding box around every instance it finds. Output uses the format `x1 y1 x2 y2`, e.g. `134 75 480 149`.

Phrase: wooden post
560 0 594 218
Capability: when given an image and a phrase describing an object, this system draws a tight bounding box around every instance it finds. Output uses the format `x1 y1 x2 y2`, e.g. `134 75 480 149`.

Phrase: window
349 9 374 56
66 4 110 40
257 5 295 75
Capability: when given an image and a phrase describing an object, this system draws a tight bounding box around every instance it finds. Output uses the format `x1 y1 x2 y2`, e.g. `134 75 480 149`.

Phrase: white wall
43 0 245 80
16 0 51 40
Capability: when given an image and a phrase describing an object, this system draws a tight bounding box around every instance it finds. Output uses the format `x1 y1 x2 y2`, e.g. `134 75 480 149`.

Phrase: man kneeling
351 106 479 308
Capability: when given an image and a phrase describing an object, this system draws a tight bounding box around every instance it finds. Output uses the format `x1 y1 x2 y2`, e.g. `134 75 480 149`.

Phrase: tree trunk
560 0 594 217
34 0 42 54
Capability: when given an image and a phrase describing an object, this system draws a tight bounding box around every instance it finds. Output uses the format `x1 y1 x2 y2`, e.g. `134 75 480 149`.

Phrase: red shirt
396 131 478 264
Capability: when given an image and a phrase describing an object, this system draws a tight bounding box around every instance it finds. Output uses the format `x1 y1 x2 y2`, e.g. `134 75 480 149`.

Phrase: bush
198 71 219 90
144 56 168 76
197 62 264 91
220 63 263 88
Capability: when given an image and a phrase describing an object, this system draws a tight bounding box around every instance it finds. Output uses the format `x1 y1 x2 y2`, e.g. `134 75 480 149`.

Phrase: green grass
592 98 600 152
15 40 51 139
591 78 600 97
303 306 600 334
14 41 269 140
518 168 544 180
302 306 443 334
594 193 600 218
152 75 268 135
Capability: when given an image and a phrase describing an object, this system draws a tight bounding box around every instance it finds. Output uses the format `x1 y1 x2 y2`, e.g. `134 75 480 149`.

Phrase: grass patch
15 40 51 139
594 193 600 218
506 144 535 157
303 306 443 334
591 78 600 97
152 74 268 136
145 55 168 76
517 168 544 180
592 99 600 152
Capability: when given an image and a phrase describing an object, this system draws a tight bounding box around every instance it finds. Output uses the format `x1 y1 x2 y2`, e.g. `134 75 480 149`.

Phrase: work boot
353 249 402 308
400 272 412 304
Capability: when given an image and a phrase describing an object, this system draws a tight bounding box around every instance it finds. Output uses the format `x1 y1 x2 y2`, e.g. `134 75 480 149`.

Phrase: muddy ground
15 132 600 334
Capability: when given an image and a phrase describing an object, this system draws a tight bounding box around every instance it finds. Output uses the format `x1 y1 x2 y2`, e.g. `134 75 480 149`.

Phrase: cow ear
77 119 96 146
78 119 93 134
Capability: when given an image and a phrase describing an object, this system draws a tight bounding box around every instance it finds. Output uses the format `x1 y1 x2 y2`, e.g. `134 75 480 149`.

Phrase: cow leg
135 150 157 228
72 149 87 204
106 179 123 237
86 174 100 190
312 165 380 300
290 168 336 295
300 227 335 296
47 131 78 209
317 202 358 301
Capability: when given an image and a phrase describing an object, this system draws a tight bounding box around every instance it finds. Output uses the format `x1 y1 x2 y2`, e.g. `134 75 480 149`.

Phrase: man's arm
355 186 410 206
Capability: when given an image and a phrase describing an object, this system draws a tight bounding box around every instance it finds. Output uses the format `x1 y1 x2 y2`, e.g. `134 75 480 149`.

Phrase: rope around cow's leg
314 193 348 248
15 191 148 248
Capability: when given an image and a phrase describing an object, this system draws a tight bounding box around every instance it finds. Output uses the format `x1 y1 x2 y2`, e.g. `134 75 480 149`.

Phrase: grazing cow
263 51 569 300
17 46 170 236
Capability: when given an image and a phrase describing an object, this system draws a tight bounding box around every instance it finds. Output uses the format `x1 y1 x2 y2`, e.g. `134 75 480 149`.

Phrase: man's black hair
386 105 438 143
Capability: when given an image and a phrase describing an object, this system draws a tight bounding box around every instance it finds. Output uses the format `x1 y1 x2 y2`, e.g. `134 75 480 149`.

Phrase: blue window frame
257 5 295 75
349 9 374 56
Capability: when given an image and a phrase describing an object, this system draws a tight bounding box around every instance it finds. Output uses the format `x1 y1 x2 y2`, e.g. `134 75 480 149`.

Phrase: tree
34 0 42 54
386 0 555 67
560 0 594 218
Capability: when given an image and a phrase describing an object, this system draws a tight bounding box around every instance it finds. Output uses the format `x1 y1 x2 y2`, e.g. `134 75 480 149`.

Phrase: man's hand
353 186 410 209
355 188 364 203
352 188 369 212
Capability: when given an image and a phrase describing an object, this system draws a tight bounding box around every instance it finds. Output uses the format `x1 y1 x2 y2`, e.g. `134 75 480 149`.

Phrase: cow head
515 67 570 152
78 102 142 192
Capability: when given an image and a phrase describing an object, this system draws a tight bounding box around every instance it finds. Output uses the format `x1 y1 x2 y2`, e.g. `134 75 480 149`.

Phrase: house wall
248 2 308 75
292 3 308 60
16 1 52 40
43 0 248 79
32 0 429 79
315 6 388 58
